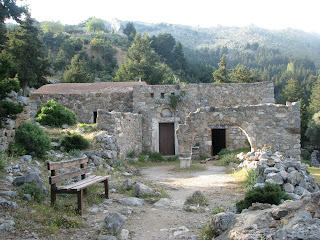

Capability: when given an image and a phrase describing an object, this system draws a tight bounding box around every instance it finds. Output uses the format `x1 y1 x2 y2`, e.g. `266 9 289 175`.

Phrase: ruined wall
177 102 301 167
133 82 275 153
97 110 142 159
29 92 133 123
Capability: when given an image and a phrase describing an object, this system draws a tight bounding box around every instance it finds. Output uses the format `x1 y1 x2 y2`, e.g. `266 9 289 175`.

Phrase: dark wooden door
212 129 226 155
159 123 175 155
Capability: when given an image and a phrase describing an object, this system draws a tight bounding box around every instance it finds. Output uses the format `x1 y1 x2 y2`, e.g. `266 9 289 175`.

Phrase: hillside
123 21 320 67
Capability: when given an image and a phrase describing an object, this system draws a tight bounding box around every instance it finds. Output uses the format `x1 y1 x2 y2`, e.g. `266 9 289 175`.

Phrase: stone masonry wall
133 82 275 153
29 92 134 123
177 102 301 167
97 110 142 159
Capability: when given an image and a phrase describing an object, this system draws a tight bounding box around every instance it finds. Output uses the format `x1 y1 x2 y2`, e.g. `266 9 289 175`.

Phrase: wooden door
159 123 175 155
212 129 226 155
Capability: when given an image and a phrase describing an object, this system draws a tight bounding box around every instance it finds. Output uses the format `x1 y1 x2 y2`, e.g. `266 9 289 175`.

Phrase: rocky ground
0 157 244 240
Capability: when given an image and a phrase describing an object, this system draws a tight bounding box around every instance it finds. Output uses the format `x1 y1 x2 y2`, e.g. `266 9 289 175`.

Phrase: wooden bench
47 157 109 215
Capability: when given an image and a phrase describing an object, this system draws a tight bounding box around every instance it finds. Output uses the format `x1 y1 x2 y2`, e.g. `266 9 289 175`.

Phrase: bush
218 148 231 157
36 100 77 127
236 183 290 213
20 183 45 202
148 152 164 162
219 153 239 166
0 101 24 127
60 133 89 151
15 122 51 157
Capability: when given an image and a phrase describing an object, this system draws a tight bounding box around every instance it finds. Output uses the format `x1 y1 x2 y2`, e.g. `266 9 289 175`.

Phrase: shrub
236 183 290 213
0 101 24 127
218 148 231 157
219 153 239 166
127 150 136 158
15 122 51 157
60 133 89 151
36 100 77 127
8 142 27 156
20 183 45 202
148 152 164 162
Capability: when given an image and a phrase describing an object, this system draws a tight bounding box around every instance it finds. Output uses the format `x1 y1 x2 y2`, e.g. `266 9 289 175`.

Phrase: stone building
30 81 301 167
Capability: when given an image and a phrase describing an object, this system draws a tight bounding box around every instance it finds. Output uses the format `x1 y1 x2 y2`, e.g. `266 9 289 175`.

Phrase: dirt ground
0 162 245 240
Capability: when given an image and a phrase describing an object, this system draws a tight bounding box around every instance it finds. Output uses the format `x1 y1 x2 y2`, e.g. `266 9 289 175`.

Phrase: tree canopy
114 33 173 84
86 18 106 33
62 54 92 83
123 22 136 41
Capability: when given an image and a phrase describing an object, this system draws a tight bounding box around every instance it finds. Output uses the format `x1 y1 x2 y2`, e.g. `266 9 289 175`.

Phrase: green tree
40 20 64 34
309 76 320 115
123 22 136 41
213 54 228 83
114 33 173 84
151 33 176 64
0 0 27 48
62 54 92 83
5 15 50 94
282 78 302 102
172 42 187 71
305 111 320 148
229 64 255 83
86 18 105 33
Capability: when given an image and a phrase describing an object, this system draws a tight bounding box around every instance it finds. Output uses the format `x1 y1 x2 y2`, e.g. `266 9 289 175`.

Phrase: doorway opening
93 111 98 123
159 123 175 155
212 129 226 156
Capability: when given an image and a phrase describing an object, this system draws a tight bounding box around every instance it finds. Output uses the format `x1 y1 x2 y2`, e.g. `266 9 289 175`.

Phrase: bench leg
104 179 109 199
77 190 83 215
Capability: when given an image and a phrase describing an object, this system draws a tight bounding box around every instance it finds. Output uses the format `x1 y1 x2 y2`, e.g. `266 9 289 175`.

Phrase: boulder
185 190 207 205
0 196 18 209
282 183 294 193
12 171 47 194
210 212 236 237
154 198 171 208
265 172 283 185
122 179 135 190
134 182 153 197
287 170 302 186
118 197 144 207
101 212 127 234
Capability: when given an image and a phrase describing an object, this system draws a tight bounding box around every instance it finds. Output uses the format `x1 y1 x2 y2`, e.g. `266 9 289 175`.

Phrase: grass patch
232 168 259 188
308 167 320 183
218 153 239 166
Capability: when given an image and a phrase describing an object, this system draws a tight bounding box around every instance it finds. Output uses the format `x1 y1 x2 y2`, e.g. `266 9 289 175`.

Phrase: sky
19 0 320 34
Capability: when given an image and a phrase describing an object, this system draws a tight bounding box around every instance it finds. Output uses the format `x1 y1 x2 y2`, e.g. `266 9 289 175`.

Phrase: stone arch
176 103 301 167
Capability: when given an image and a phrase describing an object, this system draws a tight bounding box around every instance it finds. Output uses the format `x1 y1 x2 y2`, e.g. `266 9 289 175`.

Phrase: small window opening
161 93 165 98
150 93 154 98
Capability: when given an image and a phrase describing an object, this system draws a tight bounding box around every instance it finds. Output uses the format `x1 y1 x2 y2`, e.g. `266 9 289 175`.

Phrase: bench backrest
47 157 90 185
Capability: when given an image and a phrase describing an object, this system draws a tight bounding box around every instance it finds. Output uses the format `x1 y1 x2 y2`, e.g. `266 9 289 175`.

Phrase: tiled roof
32 82 147 95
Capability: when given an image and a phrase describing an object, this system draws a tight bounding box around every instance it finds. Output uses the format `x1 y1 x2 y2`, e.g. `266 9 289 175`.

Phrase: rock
61 124 69 129
0 220 15 231
101 212 127 234
119 229 129 240
134 182 153 197
118 197 144 207
103 199 113 205
271 208 289 220
171 226 189 237
287 170 302 186
154 198 171 207
210 212 235 236
120 207 133 215
264 167 279 174
311 150 320 167
265 172 284 185
0 191 17 198
185 190 207 205
294 186 309 196
97 235 117 240
286 211 312 229
17 96 29 105
283 183 294 193
286 193 301 201
248 202 272 211
20 155 32 163
93 156 103 166
0 196 18 209
154 191 162 197
12 171 47 194
253 183 265 188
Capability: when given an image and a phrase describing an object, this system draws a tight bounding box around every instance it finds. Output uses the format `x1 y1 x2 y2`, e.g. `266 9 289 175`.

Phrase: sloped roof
32 82 147 95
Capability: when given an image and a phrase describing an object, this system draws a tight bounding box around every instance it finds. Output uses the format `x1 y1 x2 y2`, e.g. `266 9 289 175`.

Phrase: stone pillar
179 152 192 168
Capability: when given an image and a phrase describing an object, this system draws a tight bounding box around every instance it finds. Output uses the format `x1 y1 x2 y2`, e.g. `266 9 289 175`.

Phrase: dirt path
121 162 244 240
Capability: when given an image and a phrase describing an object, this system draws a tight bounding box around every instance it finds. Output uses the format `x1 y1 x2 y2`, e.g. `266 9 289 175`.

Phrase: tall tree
123 22 136 41
151 33 176 64
5 15 50 94
172 42 187 71
229 64 255 83
281 78 302 102
0 0 27 48
114 33 173 84
309 76 320 115
40 20 64 34
62 54 92 83
86 18 106 33
213 54 228 83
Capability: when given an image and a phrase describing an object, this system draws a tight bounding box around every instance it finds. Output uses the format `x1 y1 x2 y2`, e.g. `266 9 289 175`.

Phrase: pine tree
5 15 50 94
62 54 92 83
213 54 228 83
309 76 320 115
281 78 302 103
229 64 255 83
172 42 187 71
114 33 173 84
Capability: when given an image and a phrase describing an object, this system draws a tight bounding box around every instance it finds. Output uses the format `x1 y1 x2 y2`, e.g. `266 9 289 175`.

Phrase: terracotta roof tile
32 82 147 95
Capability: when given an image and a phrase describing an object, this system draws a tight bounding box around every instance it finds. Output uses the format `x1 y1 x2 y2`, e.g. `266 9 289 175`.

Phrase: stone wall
97 110 142 159
132 82 275 153
29 92 133 123
177 102 301 167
